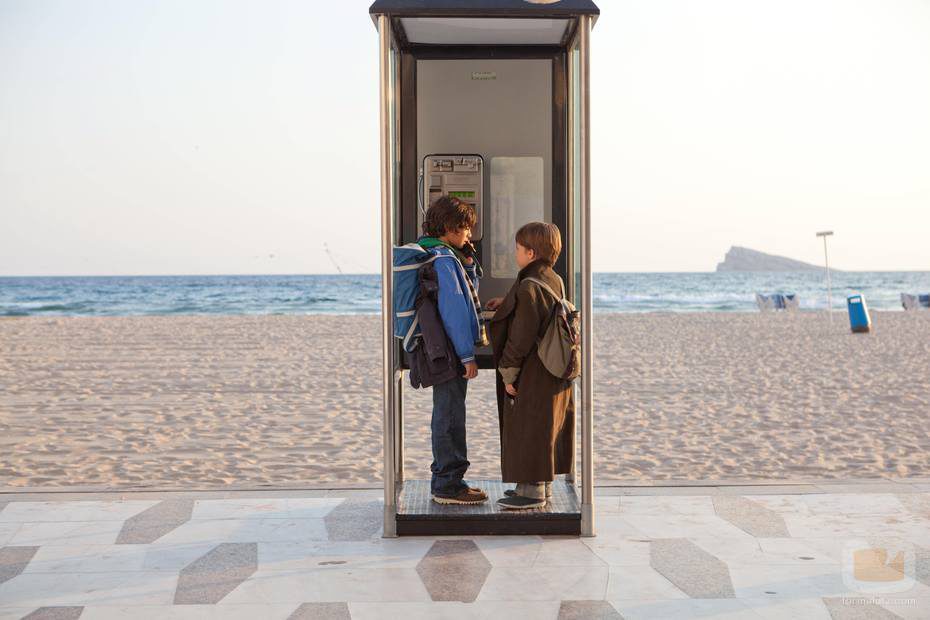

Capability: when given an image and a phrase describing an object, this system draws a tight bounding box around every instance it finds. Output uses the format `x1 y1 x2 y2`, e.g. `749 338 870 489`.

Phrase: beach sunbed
901 293 930 311
756 293 799 312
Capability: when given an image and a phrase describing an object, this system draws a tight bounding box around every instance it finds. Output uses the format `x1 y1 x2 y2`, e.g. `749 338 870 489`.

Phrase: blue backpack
393 243 440 352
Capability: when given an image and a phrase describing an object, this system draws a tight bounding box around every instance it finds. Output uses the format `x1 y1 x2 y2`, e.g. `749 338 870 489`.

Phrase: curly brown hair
422 196 477 237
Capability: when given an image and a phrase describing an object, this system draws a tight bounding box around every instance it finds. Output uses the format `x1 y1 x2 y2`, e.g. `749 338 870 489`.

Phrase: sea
1 272 928 316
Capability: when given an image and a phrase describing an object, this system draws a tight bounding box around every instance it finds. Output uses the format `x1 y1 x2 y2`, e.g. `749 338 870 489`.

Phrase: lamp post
816 231 834 322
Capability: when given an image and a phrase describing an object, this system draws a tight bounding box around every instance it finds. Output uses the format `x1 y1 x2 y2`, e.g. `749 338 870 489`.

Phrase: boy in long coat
486 222 575 509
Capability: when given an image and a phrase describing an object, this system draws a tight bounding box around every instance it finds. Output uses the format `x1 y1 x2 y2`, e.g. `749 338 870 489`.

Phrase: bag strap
522 276 565 301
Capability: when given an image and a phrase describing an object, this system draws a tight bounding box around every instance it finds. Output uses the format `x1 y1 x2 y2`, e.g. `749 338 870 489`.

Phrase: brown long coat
489 260 575 483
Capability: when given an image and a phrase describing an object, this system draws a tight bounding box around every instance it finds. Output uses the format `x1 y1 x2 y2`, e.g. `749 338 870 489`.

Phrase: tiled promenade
0 481 928 619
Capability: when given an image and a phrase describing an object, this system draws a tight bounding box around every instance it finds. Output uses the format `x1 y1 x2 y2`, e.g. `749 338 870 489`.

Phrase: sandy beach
1 312 928 489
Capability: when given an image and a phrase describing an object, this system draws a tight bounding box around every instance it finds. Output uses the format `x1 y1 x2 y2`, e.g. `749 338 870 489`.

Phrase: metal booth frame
373 1 596 537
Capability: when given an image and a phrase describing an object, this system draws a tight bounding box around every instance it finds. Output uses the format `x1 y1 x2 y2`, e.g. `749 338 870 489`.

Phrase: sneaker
433 487 488 505
497 495 547 510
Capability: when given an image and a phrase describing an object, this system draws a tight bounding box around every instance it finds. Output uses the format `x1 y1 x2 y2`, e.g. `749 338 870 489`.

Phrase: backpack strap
522 276 566 301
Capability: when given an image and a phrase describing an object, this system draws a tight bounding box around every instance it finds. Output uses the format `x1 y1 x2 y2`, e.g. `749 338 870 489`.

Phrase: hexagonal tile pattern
822 597 902 619
116 498 195 544
287 602 351 619
713 496 790 538
416 540 491 603
21 607 84 620
650 538 735 598
0 546 39 585
324 499 382 541
174 542 257 604
558 600 623 619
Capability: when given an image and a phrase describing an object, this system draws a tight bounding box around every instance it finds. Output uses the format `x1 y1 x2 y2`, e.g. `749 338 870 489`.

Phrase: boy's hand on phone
485 297 504 311
505 383 517 397
463 361 478 379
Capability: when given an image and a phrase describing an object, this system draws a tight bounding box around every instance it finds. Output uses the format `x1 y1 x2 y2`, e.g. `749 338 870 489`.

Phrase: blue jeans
430 375 470 496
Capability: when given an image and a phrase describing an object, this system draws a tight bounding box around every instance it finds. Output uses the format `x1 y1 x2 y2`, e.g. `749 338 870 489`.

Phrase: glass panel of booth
489 156 545 279
570 42 583 306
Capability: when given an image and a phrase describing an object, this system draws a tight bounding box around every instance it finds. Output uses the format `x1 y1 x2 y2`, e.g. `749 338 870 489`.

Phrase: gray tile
713 496 790 537
287 602 351 620
174 542 257 604
558 600 623 619
0 546 39 585
323 499 382 541
822 597 902 619
21 608 84 620
0 501 8 515
416 539 491 603
116 498 194 544
917 544 930 587
650 538 735 598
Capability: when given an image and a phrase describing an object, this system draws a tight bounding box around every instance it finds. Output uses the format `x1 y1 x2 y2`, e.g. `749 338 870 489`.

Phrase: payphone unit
420 154 484 241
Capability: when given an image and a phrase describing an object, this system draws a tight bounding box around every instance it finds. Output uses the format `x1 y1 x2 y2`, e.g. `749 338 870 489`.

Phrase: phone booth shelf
372 0 598 537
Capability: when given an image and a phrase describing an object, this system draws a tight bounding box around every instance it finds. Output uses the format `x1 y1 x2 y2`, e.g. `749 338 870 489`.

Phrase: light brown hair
515 221 562 266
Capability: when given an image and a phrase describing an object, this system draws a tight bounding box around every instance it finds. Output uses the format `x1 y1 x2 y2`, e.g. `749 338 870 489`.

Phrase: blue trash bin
847 294 871 333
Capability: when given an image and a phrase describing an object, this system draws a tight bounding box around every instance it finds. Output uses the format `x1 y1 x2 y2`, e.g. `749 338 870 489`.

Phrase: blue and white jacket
429 246 481 364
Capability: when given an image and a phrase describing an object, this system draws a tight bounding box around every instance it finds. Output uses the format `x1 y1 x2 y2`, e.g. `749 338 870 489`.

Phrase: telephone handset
418 154 484 241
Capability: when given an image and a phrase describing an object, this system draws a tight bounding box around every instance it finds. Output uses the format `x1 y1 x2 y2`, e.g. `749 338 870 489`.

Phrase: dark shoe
505 483 552 498
433 487 488 505
497 495 547 510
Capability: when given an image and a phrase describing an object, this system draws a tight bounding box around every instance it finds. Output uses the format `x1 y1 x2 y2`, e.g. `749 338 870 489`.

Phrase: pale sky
1 0 928 276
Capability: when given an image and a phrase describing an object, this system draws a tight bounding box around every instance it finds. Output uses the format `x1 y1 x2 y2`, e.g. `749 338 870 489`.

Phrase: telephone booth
371 0 598 536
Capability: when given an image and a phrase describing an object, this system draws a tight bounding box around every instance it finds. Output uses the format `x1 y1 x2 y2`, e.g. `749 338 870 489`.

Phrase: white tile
623 514 755 541
0 609 35 620
534 537 607 567
594 497 622 515
258 539 433 571
285 498 345 519
744 495 813 516
191 498 292 520
728 564 846 598
0 522 20 546
24 545 148 573
141 542 218 572
591 515 649 539
784 513 930 541
219 568 430 604
189 497 343 520
0 571 177 606
801 494 905 517
0 501 157 523
690 536 765 565
755 538 843 565
473 536 542 567
620 496 717 517
11 520 124 546
742 597 831 620
349 601 561 620
582 538 652 566
610 598 761 619
79 604 297 620
605 566 688 600
156 517 328 544
477 566 609 601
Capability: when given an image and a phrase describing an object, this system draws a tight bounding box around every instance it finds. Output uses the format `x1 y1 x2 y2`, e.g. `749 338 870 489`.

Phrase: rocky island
716 246 827 272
